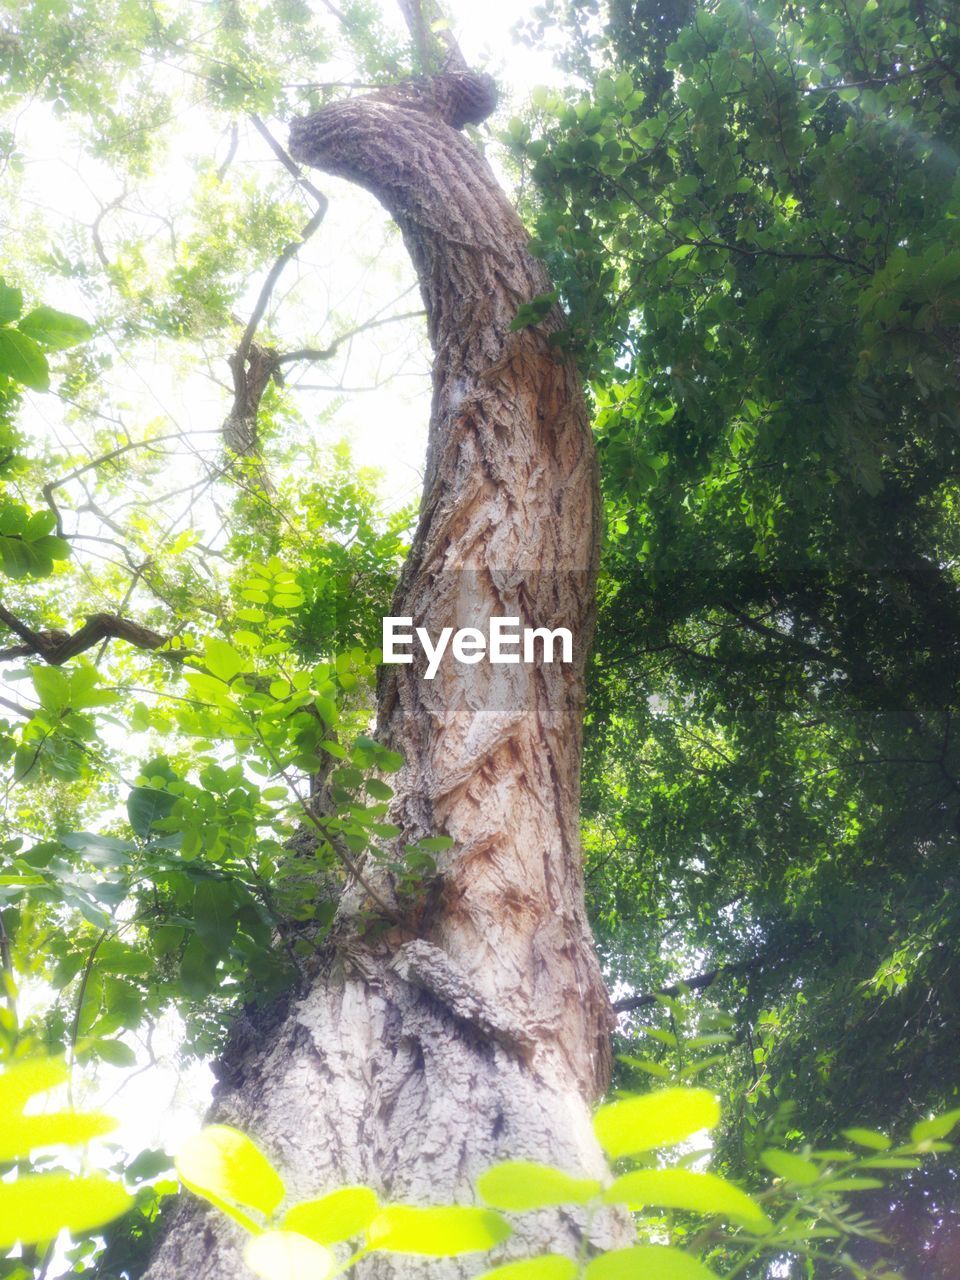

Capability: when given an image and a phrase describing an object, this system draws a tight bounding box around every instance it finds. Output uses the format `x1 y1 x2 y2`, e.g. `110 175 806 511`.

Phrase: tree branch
42 429 222 537
395 0 470 75
0 603 183 666
613 954 773 1013
0 694 33 719
221 116 330 468
277 308 425 365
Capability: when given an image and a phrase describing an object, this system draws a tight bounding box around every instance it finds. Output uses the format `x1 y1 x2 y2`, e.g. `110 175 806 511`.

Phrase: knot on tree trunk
288 75 500 231
373 72 498 129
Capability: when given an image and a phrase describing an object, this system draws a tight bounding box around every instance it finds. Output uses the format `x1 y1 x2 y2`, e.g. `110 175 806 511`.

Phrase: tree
139 18 621 1280
3 3 960 1278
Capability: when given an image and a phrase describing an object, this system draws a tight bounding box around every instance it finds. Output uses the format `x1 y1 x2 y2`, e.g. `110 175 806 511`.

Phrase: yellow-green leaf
203 637 246 683
603 1169 771 1232
477 1256 578 1280
367 1205 512 1256
593 1089 720 1159
282 1186 379 1244
760 1149 820 1186
0 280 22 323
0 1056 68 1114
910 1108 960 1144
0 1111 118 1161
586 1246 718 1280
842 1128 891 1151
17 305 93 351
0 1173 132 1248
477 1161 601 1211
243 1230 335 1280
0 328 49 391
176 1125 285 1222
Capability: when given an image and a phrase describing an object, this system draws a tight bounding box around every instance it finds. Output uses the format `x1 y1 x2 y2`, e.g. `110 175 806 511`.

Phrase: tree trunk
144 72 618 1280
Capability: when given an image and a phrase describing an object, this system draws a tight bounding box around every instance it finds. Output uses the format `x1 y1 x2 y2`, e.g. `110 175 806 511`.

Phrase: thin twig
67 929 110 1106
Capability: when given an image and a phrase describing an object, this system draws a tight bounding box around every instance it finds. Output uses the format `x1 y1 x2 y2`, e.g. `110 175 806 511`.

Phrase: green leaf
367 1205 512 1256
193 878 238 952
17 305 93 350
126 1148 174 1181
127 785 176 838
0 280 23 324
176 1125 285 1224
603 1169 771 1232
477 1161 601 1210
23 509 56 539
282 1186 379 1244
365 779 394 801
477 1257 578 1280
243 1231 335 1280
61 831 138 864
178 935 219 1000
826 1177 884 1191
0 328 50 390
0 1173 132 1248
0 534 34 578
204 637 246 683
32 663 69 711
418 836 455 853
842 1128 891 1151
33 535 71 565
760 1149 821 1186
94 1038 138 1068
585 1246 718 1280
593 1089 720 1158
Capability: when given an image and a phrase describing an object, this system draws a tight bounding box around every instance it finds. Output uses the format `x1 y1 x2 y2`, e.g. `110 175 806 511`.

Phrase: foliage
175 1086 960 1280
1 1 958 1278
508 3 960 1270
0 5 426 1274
0 278 87 578
0 1057 131 1254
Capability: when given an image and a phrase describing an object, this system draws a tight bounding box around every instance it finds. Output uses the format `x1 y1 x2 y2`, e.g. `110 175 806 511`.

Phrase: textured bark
144 73 621 1280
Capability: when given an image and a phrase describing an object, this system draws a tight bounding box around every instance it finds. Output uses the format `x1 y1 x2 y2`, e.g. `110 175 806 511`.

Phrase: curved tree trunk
144 72 619 1280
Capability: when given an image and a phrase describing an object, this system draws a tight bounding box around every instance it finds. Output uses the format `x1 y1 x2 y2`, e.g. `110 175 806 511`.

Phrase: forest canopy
1 1 959 1278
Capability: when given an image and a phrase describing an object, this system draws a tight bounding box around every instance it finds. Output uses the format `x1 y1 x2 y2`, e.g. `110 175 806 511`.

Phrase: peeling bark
144 73 622 1280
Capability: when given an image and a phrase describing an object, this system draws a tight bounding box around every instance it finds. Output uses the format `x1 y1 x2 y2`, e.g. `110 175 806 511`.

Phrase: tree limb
222 117 330 469
0 603 183 666
613 954 775 1013
395 0 470 75
277 308 425 365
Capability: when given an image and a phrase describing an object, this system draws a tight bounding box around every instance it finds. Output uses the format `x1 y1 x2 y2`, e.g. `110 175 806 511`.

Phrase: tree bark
144 72 619 1280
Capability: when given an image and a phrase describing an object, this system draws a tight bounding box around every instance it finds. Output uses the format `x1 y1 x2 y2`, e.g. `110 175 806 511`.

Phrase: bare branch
613 946 802 1014
90 188 128 270
0 695 34 720
216 120 239 181
248 114 327 207
317 0 348 29
277 308 425 365
395 0 470 75
43 429 222 536
221 116 330 471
